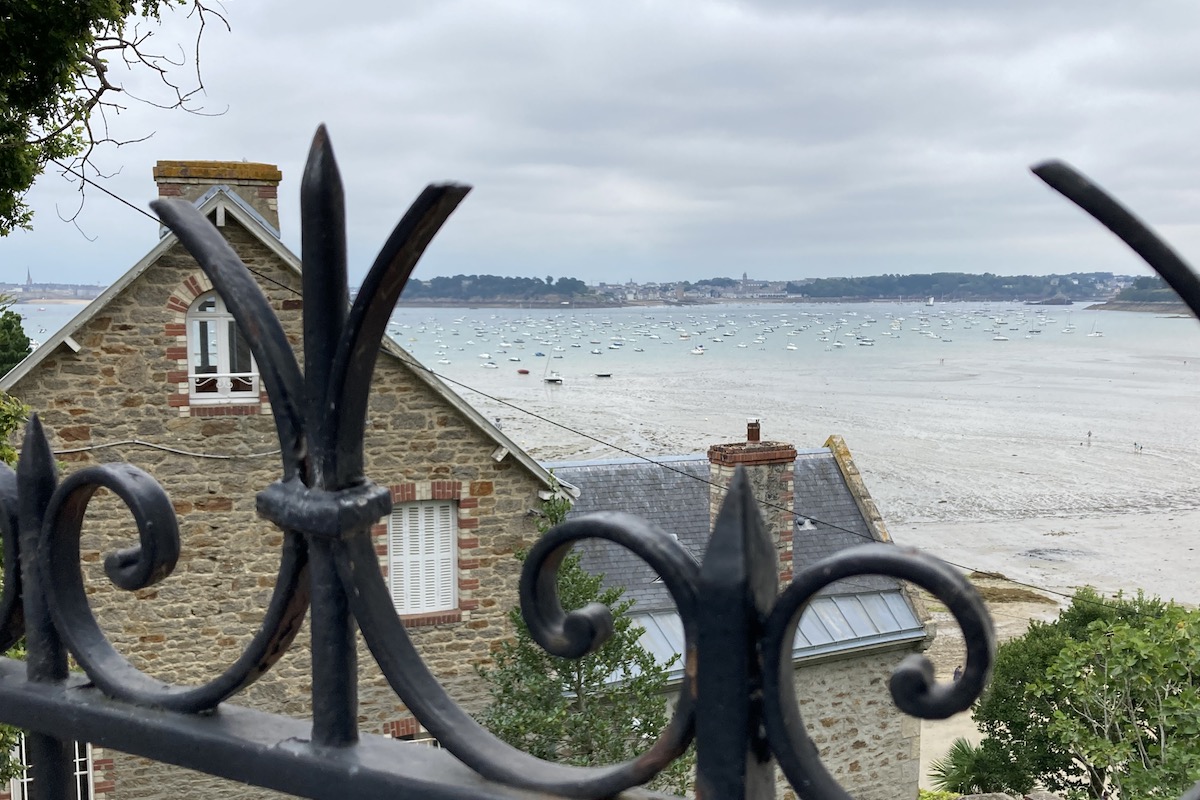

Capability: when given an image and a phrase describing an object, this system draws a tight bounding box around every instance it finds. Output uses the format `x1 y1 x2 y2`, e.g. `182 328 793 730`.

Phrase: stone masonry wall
784 648 923 800
6 220 544 800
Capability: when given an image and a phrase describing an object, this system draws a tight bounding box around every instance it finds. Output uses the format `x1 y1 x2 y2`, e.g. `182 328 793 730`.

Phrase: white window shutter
436 502 455 609
388 500 457 614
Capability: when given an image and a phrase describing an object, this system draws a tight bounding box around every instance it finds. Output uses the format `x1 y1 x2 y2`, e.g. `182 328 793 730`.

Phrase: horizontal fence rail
0 131 1195 799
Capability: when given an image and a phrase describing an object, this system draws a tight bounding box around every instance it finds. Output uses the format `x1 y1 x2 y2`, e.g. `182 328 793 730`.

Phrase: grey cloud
8 1 1200 286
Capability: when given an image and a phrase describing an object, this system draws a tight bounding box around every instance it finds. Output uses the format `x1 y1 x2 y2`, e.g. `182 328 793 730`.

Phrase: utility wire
51 159 160 224
54 438 281 460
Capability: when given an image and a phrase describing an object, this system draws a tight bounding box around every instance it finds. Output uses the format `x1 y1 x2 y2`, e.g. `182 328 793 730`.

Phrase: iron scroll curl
339 511 701 798
761 545 993 799
33 452 312 712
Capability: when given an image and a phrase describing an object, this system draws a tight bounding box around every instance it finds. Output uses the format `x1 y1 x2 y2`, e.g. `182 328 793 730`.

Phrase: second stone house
547 423 933 800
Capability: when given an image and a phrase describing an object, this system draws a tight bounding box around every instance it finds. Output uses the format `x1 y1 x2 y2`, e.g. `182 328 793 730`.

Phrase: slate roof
547 447 897 611
792 450 895 594
546 456 709 610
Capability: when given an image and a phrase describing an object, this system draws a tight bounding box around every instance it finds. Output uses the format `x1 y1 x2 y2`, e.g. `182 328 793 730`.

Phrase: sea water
7 302 85 346
386 301 1200 527
387 301 1199 382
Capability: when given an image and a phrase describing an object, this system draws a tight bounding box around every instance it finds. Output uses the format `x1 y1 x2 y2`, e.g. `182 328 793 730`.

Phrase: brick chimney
707 419 797 587
153 160 283 231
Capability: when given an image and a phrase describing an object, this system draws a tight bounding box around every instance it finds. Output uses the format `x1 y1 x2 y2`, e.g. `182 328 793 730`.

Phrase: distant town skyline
6 3 1200 287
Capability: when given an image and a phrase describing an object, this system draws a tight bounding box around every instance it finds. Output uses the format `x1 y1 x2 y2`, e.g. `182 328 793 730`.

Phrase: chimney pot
747 417 761 442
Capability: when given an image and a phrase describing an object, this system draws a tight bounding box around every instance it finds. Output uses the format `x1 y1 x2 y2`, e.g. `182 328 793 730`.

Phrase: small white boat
992 335 1009 341
690 346 705 355
481 361 499 368
544 371 564 384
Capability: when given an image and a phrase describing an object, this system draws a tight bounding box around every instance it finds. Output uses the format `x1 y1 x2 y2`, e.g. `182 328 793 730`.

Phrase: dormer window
187 291 258 402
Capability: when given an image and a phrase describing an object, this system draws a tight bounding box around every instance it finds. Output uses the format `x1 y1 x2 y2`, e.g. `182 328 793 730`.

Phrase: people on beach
952 664 963 682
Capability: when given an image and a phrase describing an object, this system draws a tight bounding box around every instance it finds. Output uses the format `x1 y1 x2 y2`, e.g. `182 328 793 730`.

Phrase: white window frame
388 500 457 615
8 736 94 800
186 291 259 404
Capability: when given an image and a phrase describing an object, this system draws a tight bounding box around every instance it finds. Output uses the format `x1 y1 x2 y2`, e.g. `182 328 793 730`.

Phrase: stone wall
6 219 544 800
785 647 924 800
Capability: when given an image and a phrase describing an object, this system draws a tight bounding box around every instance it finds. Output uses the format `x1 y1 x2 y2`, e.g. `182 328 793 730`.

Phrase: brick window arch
186 291 258 403
165 273 269 417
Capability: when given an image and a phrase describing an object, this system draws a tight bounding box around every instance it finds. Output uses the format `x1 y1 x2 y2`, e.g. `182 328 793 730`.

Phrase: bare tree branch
21 1 231 213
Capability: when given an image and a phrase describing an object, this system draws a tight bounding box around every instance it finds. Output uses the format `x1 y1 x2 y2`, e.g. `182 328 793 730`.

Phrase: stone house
0 161 556 800
548 424 932 800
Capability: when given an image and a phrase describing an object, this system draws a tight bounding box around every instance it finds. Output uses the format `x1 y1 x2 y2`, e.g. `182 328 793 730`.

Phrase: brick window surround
372 480 486 628
163 272 271 418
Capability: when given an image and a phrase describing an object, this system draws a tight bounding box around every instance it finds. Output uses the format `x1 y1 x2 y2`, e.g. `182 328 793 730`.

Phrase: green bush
972 587 1168 797
917 790 960 800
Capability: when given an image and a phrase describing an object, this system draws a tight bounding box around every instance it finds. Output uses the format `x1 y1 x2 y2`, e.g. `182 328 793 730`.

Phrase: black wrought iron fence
0 128 1196 800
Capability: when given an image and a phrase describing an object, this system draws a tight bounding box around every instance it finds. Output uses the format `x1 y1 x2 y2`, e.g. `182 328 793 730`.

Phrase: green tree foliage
0 390 27 467
797 272 1114 302
401 274 591 302
1036 604 1200 800
0 295 31 463
1111 276 1181 304
928 737 1005 795
0 0 223 235
970 588 1167 796
476 483 693 794
0 305 32 378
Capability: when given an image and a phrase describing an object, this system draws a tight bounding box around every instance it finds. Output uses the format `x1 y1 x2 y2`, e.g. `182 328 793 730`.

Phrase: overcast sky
6 1 1200 287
